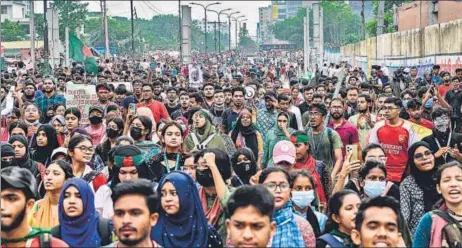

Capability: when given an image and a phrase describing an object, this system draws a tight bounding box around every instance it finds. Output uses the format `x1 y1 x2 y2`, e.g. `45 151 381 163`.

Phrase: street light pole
208 8 231 52
232 15 245 50
224 11 240 51
190 2 220 53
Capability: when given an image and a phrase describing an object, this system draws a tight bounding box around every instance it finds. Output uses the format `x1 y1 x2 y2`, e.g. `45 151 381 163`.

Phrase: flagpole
65 27 70 67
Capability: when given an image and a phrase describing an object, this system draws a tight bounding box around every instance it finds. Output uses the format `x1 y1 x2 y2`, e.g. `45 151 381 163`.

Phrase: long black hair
324 189 359 234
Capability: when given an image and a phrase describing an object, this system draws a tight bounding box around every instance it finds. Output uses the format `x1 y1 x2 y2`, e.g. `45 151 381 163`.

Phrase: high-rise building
1 0 32 35
271 0 304 21
258 6 272 43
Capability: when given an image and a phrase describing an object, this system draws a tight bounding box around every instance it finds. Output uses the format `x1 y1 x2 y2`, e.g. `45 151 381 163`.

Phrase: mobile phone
129 103 136 114
346 144 359 162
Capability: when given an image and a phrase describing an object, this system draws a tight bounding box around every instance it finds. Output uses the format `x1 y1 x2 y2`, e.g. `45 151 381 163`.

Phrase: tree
34 13 45 40
1 19 27 41
366 0 408 37
50 1 89 40
238 25 258 51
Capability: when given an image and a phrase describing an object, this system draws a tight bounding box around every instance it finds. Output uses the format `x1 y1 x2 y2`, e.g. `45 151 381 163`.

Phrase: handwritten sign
65 82 99 124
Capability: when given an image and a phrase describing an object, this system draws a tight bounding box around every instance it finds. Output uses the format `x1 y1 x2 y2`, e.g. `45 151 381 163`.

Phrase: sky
35 1 272 40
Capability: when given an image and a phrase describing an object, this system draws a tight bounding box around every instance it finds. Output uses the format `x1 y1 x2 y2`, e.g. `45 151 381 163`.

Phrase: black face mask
89 116 103 125
106 128 119 139
196 169 214 187
130 127 143 140
1 160 14 168
233 161 254 183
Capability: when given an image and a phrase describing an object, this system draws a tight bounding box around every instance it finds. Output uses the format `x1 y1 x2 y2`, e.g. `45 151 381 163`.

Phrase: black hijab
8 135 39 175
33 124 59 165
407 141 440 212
230 109 259 159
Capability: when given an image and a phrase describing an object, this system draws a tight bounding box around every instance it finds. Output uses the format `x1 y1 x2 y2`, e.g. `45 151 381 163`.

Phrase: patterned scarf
271 201 305 248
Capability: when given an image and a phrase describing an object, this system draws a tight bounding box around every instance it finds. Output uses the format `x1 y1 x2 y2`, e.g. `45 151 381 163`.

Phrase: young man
406 99 434 129
136 83 170 123
348 94 376 148
34 77 66 119
328 98 360 157
95 83 114 109
277 94 299 130
1 167 69 247
444 76 462 132
298 86 314 114
351 196 402 248
171 92 191 120
345 87 360 119
165 87 180 116
256 92 278 140
209 89 226 127
369 97 418 183
202 82 215 109
105 179 160 247
221 86 245 134
225 185 276 248
123 80 143 114
223 87 233 108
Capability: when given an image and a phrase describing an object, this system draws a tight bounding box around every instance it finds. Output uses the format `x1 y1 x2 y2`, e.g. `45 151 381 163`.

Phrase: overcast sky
35 1 272 40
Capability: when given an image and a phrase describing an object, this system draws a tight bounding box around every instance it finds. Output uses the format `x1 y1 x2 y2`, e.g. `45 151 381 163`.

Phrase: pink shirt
328 119 360 156
85 124 106 147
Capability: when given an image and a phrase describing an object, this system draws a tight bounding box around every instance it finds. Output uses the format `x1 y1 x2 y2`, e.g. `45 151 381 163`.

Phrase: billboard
272 5 278 20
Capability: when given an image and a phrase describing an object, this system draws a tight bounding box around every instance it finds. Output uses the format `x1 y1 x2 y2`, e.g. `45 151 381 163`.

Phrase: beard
331 112 343 120
412 114 422 119
1 204 27 232
43 88 53 93
117 226 149 247
358 107 368 113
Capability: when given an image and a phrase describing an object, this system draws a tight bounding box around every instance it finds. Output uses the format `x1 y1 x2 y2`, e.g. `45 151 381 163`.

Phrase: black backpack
433 210 462 248
51 218 112 246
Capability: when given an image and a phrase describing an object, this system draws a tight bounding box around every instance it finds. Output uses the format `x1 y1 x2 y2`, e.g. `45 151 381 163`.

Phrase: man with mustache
34 77 66 120
105 179 160 247
1 167 68 247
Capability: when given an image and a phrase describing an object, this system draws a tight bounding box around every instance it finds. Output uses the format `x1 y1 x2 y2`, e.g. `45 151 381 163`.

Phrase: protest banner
65 82 99 124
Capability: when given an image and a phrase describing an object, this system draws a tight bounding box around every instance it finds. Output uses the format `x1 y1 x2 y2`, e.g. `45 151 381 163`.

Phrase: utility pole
179 0 182 62
361 0 365 39
102 0 109 58
30 0 35 70
304 6 310 73
130 0 134 54
377 0 385 35
43 0 49 62
213 21 217 52
312 1 320 66
190 2 220 53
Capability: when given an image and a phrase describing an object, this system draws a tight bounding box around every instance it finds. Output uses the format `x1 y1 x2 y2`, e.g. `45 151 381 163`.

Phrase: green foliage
34 13 45 40
271 1 362 49
1 19 27 41
50 0 89 40
238 26 258 51
366 0 408 37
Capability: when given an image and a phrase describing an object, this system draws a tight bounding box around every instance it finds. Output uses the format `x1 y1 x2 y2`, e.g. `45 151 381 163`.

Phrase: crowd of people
1 52 462 248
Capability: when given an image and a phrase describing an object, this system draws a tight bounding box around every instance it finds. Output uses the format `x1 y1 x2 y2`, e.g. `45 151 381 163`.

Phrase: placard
65 82 98 124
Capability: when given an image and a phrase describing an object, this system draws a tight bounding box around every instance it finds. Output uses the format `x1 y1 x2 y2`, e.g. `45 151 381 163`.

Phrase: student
1 167 69 247
413 161 462 247
185 109 226 152
225 185 276 248
351 196 403 248
52 178 113 247
316 189 361 248
259 167 316 247
31 124 59 166
105 179 161 247
152 171 223 247
230 148 259 186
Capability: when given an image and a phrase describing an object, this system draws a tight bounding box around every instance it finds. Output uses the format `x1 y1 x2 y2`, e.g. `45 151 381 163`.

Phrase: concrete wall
340 19 462 76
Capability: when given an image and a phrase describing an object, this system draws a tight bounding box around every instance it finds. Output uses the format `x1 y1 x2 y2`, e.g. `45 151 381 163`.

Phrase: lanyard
308 127 325 155
164 152 180 173
435 131 452 162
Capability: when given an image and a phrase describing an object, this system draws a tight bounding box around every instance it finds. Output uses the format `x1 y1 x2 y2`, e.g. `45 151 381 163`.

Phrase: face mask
233 161 253 179
196 169 214 187
130 127 143 140
424 98 433 109
1 160 15 168
434 116 450 133
291 190 315 209
89 116 103 125
363 180 386 198
106 128 119 139
402 100 409 109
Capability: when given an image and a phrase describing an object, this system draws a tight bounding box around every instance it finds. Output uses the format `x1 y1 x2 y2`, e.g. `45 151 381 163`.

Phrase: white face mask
291 190 315 209
434 116 450 133
363 180 386 198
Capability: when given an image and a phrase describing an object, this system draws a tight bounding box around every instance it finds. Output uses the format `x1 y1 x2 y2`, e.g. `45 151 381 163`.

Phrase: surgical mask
130 127 143 140
424 98 433 109
89 116 103 125
402 100 409 109
434 116 450 133
196 169 214 187
291 190 315 209
363 180 386 198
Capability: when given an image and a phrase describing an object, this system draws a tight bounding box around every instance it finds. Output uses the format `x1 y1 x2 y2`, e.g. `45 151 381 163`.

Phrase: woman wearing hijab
230 148 258 186
50 115 66 145
400 141 440 234
152 171 223 248
230 109 263 169
9 135 45 190
52 178 112 247
185 109 226 152
31 124 59 166
262 112 295 168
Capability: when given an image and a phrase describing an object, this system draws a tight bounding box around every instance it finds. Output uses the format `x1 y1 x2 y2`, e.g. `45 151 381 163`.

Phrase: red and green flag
68 32 98 75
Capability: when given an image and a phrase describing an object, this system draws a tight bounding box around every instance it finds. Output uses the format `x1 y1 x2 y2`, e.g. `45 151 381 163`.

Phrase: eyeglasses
414 150 433 161
75 146 95 153
264 183 290 192
382 106 400 111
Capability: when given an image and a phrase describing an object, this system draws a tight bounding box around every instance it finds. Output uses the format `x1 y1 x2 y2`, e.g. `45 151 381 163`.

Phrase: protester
185 109 226 152
1 167 69 247
85 105 107 147
230 108 263 167
152 171 223 247
96 117 124 164
262 112 295 168
230 148 258 186
125 115 160 158
29 160 74 229
31 124 59 166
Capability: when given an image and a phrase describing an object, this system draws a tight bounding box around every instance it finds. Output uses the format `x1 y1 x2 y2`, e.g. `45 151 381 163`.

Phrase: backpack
318 233 346 247
51 218 112 246
190 133 216 151
433 210 462 248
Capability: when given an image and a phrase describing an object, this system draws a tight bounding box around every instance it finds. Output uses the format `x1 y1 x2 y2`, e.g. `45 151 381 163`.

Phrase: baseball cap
272 140 296 165
51 147 68 161
89 105 104 114
1 166 37 199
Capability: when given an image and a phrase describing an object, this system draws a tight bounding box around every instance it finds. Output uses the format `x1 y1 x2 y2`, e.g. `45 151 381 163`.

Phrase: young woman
95 117 124 164
185 109 226 152
31 124 59 166
230 148 258 186
230 109 264 168
262 112 295 168
52 178 113 247
9 135 45 193
95 145 150 219
29 160 74 229
146 121 186 181
125 115 160 159
64 107 81 147
68 134 107 192
23 103 41 140
316 189 361 248
152 171 223 248
53 103 66 117
413 161 462 247
291 170 328 235
258 167 316 247
50 115 66 144
400 141 440 234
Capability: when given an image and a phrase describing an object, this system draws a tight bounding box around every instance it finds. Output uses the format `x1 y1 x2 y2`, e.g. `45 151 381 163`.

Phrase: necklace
164 152 181 173
448 208 462 218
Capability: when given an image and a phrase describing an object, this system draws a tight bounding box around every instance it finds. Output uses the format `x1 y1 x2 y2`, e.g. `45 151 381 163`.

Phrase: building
1 0 32 34
271 0 305 21
197 19 229 34
258 6 272 43
396 1 462 31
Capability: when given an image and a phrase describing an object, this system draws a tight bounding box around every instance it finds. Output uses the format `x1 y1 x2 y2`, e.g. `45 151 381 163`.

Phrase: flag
68 32 98 75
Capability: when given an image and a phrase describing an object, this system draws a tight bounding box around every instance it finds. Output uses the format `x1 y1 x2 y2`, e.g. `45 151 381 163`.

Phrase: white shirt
94 184 114 219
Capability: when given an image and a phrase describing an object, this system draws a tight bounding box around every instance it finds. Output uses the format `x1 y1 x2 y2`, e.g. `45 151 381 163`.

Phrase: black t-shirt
445 90 462 118
165 104 180 116
422 132 462 168
145 152 186 182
